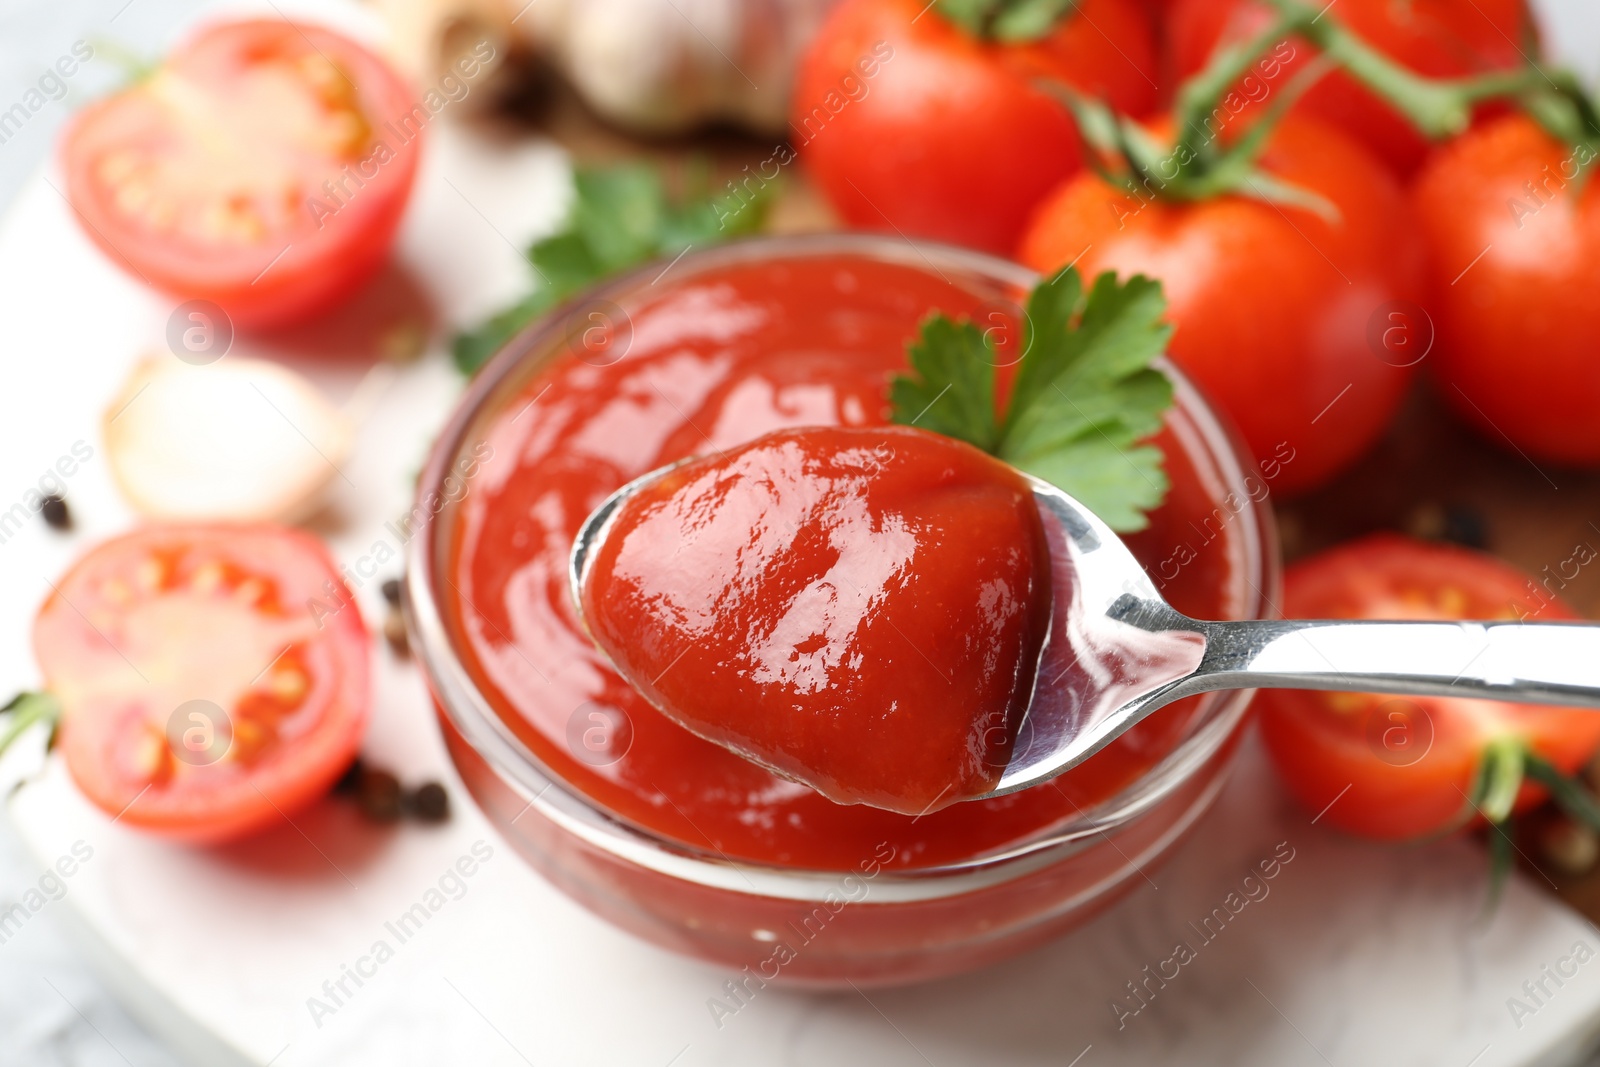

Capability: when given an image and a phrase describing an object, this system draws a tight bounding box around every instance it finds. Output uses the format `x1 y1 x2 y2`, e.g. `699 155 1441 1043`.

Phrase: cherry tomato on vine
1018 115 1422 494
30 525 370 843
61 19 423 329
793 0 1159 255
1168 0 1535 177
1258 535 1600 841
1412 113 1600 466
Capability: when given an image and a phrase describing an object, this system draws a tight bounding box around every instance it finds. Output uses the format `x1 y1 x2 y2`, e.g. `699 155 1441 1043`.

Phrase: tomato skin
1257 535 1600 841
1168 0 1534 177
61 20 422 330
32 525 370 844
1412 115 1600 466
1018 116 1422 494
794 0 1157 254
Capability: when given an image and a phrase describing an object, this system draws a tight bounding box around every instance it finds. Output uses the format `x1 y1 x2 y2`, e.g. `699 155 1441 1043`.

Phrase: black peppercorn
357 768 403 823
407 781 450 823
40 494 71 531
333 757 364 796
1441 505 1488 550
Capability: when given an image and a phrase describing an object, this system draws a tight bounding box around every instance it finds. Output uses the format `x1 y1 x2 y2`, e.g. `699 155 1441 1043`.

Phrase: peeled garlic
103 355 353 523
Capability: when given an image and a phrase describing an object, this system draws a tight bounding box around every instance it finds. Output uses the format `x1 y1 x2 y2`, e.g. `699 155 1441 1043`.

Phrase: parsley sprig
890 266 1174 532
452 162 776 376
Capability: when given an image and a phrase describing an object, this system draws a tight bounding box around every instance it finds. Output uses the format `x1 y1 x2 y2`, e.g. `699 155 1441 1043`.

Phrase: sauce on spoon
578 425 1054 815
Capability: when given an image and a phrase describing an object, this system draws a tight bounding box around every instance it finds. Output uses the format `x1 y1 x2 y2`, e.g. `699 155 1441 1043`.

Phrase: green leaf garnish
890 266 1174 532
891 318 999 454
452 161 777 376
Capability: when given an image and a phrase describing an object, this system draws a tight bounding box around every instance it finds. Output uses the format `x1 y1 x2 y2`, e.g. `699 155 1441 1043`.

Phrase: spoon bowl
572 462 1600 804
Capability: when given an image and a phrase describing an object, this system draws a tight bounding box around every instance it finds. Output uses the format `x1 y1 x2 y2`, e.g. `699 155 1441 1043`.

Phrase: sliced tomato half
1258 535 1600 842
31 525 369 843
60 19 423 329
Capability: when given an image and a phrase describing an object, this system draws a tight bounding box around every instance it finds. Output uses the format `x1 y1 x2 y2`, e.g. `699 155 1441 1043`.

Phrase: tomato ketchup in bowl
406 235 1278 985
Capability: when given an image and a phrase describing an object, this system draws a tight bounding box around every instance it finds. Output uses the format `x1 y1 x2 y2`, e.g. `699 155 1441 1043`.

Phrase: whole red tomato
1412 114 1600 466
1258 535 1600 841
794 0 1158 254
61 19 425 329
1018 116 1422 494
1168 0 1534 176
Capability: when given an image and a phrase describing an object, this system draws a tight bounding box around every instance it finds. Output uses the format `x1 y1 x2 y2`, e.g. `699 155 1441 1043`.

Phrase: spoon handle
1191 618 1600 708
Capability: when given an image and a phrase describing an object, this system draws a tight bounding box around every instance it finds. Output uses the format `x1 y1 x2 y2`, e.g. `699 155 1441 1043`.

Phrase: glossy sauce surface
580 426 1053 815
448 255 1243 869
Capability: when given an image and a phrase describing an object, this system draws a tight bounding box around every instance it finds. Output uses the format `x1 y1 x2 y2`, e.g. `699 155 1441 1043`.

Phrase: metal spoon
572 464 1600 803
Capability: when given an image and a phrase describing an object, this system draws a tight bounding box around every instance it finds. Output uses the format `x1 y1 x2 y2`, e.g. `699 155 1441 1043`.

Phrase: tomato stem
0 691 61 759
1170 13 1302 171
934 0 1081 44
1471 737 1525 826
1257 0 1597 151
1524 752 1600 834
85 38 157 83
1485 816 1515 915
1471 738 1528 916
1044 62 1334 211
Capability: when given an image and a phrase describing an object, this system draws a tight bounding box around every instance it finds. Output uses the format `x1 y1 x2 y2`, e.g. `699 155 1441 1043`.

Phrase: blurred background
8 0 1600 1063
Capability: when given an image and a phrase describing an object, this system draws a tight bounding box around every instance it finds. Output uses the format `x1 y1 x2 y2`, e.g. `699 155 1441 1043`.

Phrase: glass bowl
405 233 1280 987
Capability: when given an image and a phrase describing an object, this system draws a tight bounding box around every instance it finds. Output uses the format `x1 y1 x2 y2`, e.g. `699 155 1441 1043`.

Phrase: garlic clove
103 355 354 523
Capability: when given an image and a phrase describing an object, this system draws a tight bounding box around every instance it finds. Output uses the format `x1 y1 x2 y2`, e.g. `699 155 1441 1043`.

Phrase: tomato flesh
1257 535 1600 841
581 426 1053 815
32 525 370 843
61 20 422 329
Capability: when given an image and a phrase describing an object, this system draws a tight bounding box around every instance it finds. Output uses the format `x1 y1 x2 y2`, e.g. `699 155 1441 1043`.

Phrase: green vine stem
1468 737 1526 913
0 692 60 760
1169 13 1304 169
1525 752 1600 832
935 0 1080 43
1257 0 1598 150
1083 0 1600 210
1472 736 1527 826
1044 46 1340 212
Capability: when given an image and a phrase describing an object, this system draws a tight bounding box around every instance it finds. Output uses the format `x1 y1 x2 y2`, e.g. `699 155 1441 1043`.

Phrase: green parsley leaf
889 266 1174 532
890 317 999 453
452 161 777 376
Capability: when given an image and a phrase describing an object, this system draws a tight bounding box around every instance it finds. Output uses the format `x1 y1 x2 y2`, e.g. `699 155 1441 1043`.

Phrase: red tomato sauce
447 254 1242 869
578 425 1054 816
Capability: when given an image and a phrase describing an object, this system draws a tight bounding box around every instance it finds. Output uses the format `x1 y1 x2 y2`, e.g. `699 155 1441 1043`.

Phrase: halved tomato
30 525 369 843
60 20 423 329
1258 535 1600 842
